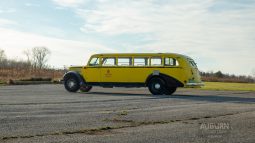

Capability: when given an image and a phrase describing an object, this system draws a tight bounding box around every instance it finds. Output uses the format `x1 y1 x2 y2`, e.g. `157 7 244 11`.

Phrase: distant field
0 68 64 83
201 82 255 91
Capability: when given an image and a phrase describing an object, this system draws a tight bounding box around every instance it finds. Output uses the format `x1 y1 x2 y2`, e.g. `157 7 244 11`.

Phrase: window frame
133 57 149 66
150 57 163 66
164 57 179 67
117 57 132 66
88 56 100 66
101 57 117 66
87 55 182 67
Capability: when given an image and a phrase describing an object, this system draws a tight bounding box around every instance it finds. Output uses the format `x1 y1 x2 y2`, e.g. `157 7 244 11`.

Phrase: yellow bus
63 53 203 95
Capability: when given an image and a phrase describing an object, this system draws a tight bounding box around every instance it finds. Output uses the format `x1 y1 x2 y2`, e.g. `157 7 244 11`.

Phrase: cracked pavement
0 85 255 143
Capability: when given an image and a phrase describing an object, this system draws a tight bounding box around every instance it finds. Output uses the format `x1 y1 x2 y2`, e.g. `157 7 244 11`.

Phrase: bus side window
89 57 100 66
134 58 149 66
118 58 132 66
151 57 162 66
102 57 116 66
165 58 179 66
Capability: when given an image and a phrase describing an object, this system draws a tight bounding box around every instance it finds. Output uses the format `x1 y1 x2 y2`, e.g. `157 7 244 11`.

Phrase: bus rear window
165 58 179 66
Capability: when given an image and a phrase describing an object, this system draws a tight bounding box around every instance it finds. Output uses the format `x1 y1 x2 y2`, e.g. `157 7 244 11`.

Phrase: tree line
200 71 255 83
0 47 65 83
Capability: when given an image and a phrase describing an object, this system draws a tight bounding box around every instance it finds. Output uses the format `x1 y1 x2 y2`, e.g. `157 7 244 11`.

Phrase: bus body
63 53 203 95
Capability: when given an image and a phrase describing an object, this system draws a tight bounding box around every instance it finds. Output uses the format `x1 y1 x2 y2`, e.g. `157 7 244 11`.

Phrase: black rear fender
146 73 184 87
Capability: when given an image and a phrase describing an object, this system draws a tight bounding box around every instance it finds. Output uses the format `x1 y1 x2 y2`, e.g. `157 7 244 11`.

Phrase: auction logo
200 122 230 130
198 121 232 141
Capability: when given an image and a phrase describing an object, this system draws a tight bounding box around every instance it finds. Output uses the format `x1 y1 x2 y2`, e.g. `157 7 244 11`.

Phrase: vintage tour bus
63 53 203 95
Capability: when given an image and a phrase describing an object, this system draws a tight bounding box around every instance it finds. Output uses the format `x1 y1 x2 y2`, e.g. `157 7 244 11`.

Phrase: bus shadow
83 91 255 103
84 92 149 96
171 94 255 103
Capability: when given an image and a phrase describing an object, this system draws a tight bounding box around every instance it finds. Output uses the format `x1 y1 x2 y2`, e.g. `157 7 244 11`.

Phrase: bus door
100 57 132 83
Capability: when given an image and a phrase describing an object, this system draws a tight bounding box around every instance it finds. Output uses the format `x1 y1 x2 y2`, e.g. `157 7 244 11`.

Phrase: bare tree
23 49 31 64
0 49 7 68
252 68 255 79
0 49 6 61
31 47 51 69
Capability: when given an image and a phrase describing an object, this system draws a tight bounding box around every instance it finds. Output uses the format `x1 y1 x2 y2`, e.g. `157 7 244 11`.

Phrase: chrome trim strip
186 82 204 86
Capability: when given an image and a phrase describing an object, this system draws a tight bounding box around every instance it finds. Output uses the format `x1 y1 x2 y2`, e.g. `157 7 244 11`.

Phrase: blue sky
0 0 255 75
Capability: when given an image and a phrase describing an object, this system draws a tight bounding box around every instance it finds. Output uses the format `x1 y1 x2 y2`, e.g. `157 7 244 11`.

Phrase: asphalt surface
0 85 255 143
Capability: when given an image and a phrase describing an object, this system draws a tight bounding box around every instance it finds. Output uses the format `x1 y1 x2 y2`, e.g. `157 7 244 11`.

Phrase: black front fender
63 71 86 86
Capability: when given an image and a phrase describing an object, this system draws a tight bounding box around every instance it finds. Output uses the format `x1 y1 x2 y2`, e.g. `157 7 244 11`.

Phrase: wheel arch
145 73 184 87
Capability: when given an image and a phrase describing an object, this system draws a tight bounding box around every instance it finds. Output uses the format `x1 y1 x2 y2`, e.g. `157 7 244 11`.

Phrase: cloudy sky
0 0 254 75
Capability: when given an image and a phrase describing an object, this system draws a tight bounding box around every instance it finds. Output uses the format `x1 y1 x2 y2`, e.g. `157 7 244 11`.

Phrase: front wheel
80 85 92 92
64 76 80 92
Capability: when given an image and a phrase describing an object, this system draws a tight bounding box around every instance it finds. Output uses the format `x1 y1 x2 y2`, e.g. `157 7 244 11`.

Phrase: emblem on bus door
105 69 112 77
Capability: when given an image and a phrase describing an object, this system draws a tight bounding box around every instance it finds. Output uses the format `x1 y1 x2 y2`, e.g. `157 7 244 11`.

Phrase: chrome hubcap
68 80 76 88
154 83 161 89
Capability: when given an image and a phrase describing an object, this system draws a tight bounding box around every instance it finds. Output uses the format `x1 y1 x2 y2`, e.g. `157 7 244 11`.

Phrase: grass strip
201 82 255 91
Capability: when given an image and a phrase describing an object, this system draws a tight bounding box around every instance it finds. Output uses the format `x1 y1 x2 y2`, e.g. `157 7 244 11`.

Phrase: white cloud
0 8 16 14
25 3 40 7
53 0 85 7
77 0 213 35
2 0 254 75
73 0 255 75
0 18 16 26
0 28 117 68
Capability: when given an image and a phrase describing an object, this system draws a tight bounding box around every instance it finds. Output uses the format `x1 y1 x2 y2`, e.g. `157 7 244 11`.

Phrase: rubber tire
148 77 167 95
80 85 93 92
165 87 177 95
64 76 80 92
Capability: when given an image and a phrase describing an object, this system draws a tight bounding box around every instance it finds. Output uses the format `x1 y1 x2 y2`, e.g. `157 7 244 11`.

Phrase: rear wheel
80 85 92 92
148 77 167 95
165 86 177 95
64 76 80 92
